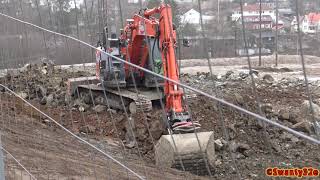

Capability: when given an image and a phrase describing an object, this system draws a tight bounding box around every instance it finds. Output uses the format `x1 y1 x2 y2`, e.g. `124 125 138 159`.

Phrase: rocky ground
0 58 320 179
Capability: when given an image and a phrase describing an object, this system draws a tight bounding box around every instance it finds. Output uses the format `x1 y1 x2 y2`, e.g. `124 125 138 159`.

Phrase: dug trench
0 61 320 179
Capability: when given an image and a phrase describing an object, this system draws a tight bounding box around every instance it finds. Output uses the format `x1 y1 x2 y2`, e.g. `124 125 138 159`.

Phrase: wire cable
0 12 319 145
1 146 37 180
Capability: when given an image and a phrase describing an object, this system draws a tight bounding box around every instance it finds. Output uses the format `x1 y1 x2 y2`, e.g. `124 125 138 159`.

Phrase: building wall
291 17 320 34
232 10 276 21
180 9 213 25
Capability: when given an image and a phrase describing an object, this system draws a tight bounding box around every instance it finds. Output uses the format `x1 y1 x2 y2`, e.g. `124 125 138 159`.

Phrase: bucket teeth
172 121 201 133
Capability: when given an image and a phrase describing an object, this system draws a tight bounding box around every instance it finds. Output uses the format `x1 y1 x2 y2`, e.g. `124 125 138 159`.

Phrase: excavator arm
143 4 200 132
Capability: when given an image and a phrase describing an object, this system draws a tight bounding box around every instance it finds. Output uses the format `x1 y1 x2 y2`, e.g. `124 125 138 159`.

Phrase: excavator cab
97 30 126 88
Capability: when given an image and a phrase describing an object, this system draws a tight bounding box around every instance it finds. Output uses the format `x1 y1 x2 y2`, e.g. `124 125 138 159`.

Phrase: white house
175 0 194 3
128 0 145 3
231 3 276 21
180 9 214 25
291 13 320 34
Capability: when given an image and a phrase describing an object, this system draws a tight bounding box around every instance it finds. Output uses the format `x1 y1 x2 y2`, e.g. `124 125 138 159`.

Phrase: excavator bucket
155 131 215 175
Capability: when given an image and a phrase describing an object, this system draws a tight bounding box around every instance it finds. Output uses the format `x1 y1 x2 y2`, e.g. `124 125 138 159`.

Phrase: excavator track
129 94 153 114
67 77 162 114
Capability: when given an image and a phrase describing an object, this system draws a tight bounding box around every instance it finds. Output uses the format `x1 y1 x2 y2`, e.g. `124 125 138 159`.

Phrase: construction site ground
0 55 320 179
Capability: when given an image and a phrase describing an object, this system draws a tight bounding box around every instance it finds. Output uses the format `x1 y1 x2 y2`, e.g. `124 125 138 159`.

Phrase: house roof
307 13 320 25
236 4 273 12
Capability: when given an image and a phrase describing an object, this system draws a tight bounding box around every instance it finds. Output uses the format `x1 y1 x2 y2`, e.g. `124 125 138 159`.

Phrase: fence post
0 133 5 180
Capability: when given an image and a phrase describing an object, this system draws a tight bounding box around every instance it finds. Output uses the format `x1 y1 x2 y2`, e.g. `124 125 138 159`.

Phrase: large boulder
300 100 320 120
92 105 106 113
262 74 274 84
17 92 28 99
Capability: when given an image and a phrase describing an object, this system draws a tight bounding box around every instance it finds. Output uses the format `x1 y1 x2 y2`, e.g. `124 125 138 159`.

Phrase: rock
300 100 320 122
78 104 90 112
40 97 47 105
280 132 300 143
42 119 53 127
239 72 249 79
136 127 147 141
234 93 244 105
73 99 83 107
149 120 164 140
79 125 96 134
92 105 106 113
261 103 273 114
36 86 47 98
39 94 54 106
124 117 137 146
116 115 125 123
236 153 246 159
272 141 282 152
19 64 31 73
278 109 290 120
236 143 250 153
230 141 250 153
79 106 85 112
280 67 293 72
290 136 300 143
125 141 136 149
17 92 28 99
223 70 236 80
250 69 259 76
262 74 274 83
107 109 117 114
249 173 258 178
214 139 224 151
46 94 54 105
214 159 222 166
41 67 48 75
49 77 63 86
225 70 234 77
292 121 312 134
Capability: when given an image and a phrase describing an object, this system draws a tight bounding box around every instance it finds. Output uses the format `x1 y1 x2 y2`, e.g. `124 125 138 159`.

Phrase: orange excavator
68 3 214 174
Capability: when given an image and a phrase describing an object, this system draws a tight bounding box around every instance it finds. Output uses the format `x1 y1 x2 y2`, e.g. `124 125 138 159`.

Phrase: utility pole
275 0 279 66
0 134 4 180
259 0 262 66
217 0 220 24
118 0 124 28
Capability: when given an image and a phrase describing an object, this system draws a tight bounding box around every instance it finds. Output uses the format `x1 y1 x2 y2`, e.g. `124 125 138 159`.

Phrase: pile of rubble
0 60 95 108
182 70 320 135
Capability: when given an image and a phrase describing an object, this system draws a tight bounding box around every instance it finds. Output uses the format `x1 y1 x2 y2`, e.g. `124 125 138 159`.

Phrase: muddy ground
0 56 320 179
